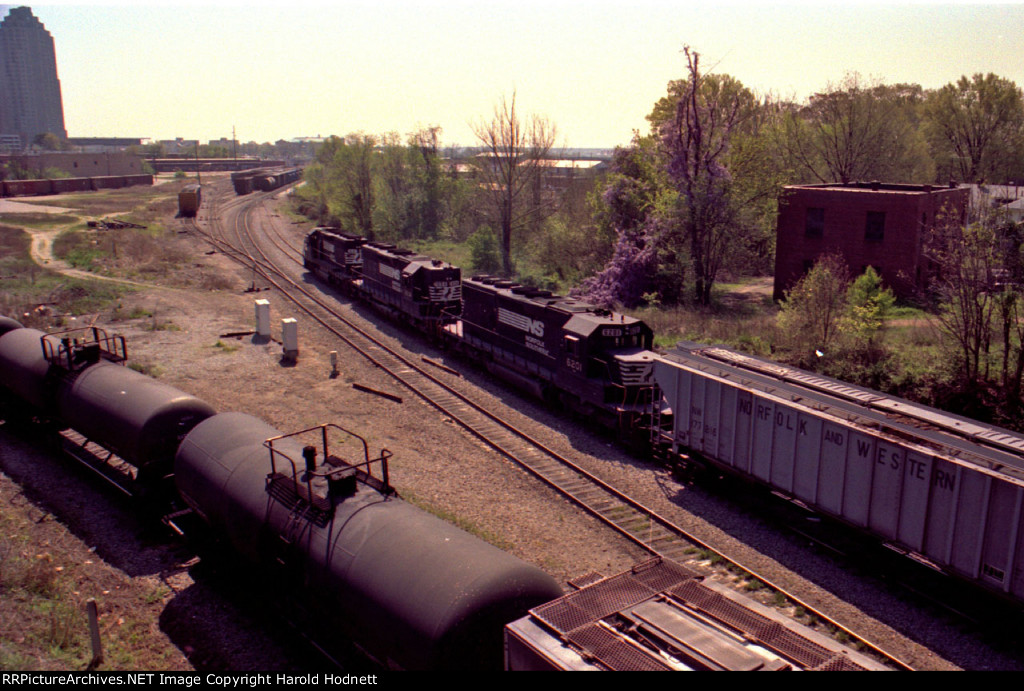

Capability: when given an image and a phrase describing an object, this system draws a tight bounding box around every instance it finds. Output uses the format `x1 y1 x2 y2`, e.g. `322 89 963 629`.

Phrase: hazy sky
5 1 1024 148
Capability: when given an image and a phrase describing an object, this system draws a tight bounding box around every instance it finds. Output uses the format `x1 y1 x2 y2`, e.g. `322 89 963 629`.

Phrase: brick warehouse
772 182 969 301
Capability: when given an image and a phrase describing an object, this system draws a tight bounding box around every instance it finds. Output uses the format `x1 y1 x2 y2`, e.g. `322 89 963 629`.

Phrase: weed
213 340 240 353
127 361 163 378
743 578 764 592
44 600 80 651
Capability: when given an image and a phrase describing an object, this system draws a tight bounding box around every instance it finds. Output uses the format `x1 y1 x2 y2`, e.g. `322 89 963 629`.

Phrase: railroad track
186 182 914 670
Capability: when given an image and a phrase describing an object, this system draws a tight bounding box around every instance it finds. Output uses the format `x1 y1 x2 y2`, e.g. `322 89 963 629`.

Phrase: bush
468 226 501 275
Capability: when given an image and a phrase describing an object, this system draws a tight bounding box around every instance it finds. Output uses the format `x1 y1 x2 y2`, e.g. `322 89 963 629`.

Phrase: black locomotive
305 228 462 331
455 275 655 427
303 228 656 430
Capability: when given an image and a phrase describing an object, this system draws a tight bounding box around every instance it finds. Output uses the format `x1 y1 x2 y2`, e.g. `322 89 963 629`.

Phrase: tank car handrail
40 326 128 371
263 423 394 496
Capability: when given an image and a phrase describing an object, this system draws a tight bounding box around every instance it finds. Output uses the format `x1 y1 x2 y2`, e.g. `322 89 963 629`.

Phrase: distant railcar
2 178 54 197
51 177 93 194
231 168 262 195
178 184 202 218
252 167 301 192
91 176 126 190
123 174 154 188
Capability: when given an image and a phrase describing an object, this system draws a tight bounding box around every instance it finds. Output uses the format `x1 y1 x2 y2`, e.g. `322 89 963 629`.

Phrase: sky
3 1 1024 149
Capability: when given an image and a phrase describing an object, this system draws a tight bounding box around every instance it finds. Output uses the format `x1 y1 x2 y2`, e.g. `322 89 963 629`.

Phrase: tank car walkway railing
41 326 127 371
263 423 395 527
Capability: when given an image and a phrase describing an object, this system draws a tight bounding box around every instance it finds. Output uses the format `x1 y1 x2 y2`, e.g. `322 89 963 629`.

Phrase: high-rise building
0 6 67 152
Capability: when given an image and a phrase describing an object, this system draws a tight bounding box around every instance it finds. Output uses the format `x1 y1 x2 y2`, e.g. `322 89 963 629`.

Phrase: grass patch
0 224 131 322
0 213 78 228
401 491 513 551
0 490 186 670
213 339 241 353
127 361 163 378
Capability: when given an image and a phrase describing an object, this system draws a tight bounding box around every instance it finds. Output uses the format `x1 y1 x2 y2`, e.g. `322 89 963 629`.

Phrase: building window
865 211 885 242
805 208 824 238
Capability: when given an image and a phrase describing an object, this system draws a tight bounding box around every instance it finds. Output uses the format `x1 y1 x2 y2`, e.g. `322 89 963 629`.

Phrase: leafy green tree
780 74 934 184
468 225 502 274
925 213 1001 382
778 253 851 358
925 73 1024 183
32 132 65 151
374 131 416 240
841 266 895 347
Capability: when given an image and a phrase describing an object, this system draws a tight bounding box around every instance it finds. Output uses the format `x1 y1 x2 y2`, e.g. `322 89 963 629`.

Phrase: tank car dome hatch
175 412 563 670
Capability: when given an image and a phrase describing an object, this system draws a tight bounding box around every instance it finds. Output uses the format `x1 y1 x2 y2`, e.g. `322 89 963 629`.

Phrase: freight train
0 320 890 671
231 167 302 195
303 226 1024 609
1 174 154 198
303 227 656 429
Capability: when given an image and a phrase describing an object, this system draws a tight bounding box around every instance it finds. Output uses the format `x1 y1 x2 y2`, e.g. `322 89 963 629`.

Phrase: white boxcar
654 343 1024 602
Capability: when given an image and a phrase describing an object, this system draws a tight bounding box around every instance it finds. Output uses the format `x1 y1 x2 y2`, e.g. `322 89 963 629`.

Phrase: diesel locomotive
303 228 657 430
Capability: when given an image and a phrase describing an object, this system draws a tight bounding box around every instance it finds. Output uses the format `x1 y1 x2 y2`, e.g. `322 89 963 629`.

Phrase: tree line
293 55 1024 313
577 54 1024 309
293 54 1024 427
295 104 612 289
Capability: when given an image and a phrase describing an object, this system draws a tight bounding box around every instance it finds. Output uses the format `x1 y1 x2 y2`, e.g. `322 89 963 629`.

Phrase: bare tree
471 93 557 276
925 211 1001 383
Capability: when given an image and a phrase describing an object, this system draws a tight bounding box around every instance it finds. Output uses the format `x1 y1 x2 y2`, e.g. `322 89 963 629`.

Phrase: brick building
773 182 969 301
1 152 147 177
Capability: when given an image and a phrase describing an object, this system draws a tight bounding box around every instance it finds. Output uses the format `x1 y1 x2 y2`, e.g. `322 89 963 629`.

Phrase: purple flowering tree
574 139 666 308
662 47 753 305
